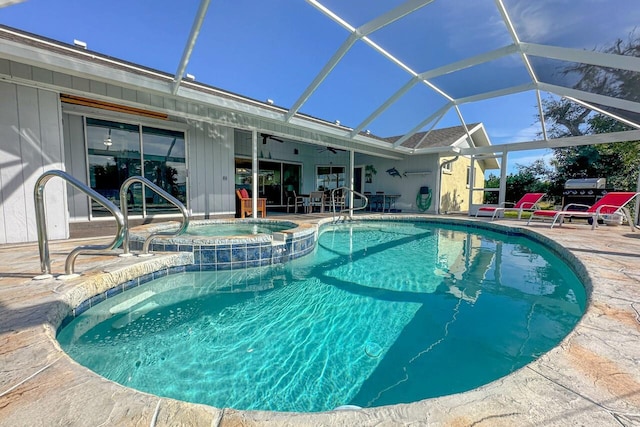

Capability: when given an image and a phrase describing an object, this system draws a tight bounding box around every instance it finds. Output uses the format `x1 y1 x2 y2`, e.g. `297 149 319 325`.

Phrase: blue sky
2 0 634 173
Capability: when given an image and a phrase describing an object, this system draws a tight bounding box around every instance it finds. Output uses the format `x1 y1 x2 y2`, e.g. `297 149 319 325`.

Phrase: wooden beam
60 94 168 120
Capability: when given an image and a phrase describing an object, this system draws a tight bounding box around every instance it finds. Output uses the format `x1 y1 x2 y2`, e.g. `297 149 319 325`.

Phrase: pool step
109 290 156 314
111 301 160 329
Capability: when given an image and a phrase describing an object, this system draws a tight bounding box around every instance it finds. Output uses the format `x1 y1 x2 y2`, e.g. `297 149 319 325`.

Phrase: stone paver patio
1 214 639 426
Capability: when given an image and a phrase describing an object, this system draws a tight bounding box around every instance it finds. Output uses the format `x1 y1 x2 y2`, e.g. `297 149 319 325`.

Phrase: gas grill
562 178 611 213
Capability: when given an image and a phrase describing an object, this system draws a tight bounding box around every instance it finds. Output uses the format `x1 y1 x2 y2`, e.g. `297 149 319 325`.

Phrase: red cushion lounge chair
526 191 639 231
475 193 545 220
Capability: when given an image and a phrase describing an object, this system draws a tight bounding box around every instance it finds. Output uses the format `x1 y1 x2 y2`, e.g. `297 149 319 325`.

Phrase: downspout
435 156 459 214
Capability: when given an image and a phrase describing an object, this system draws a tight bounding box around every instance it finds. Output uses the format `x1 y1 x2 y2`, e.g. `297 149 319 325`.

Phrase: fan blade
260 133 284 143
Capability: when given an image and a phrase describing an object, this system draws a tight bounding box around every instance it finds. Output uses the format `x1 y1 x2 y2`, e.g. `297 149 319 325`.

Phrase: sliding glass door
142 126 187 213
86 118 186 217
234 158 301 207
258 161 281 205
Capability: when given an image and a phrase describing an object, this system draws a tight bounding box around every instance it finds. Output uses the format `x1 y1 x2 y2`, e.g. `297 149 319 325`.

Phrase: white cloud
503 0 640 48
490 123 543 144
440 1 512 51
511 123 544 143
506 150 554 174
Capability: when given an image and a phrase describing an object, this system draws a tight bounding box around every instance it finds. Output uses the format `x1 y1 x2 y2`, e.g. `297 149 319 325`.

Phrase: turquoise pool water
57 221 586 412
184 222 292 236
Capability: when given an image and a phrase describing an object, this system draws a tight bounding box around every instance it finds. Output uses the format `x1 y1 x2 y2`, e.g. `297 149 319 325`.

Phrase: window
86 118 186 217
316 165 345 191
466 166 471 187
442 162 453 174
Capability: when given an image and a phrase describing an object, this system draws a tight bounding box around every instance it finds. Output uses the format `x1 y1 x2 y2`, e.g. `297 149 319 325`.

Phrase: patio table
369 193 400 212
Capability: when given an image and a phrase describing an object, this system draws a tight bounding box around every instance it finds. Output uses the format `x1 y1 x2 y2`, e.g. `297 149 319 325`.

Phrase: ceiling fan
261 133 284 144
317 146 346 154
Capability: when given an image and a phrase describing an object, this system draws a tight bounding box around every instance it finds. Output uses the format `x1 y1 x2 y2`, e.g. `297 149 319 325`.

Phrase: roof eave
0 26 403 155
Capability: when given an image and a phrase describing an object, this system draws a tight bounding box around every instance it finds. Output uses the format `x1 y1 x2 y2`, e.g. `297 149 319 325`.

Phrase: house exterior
359 124 499 214
439 154 487 214
0 26 497 244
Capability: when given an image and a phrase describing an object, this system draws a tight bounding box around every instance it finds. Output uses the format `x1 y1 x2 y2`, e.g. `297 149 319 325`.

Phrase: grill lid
564 178 606 189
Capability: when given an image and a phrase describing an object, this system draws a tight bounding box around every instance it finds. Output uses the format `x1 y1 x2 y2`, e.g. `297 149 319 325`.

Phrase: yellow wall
439 156 485 213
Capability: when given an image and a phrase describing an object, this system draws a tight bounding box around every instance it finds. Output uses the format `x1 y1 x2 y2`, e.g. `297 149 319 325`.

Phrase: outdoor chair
235 189 266 218
308 191 325 213
367 191 387 212
328 188 346 212
476 192 545 220
375 191 390 212
526 191 639 231
363 192 372 211
286 190 305 213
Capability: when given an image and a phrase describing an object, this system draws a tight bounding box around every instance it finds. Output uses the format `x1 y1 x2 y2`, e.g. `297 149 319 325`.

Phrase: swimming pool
57 220 586 413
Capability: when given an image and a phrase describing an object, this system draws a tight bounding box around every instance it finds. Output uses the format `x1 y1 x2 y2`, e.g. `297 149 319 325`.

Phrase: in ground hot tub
128 219 316 271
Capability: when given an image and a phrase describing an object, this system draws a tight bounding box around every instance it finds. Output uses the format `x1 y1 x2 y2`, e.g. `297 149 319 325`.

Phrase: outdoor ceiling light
103 129 112 148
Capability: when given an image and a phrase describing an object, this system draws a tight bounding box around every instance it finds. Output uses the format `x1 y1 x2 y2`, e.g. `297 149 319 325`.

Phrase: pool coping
1 214 639 426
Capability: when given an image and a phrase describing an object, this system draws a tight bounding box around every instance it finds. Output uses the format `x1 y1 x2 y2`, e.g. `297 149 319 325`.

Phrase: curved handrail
330 186 368 222
119 176 190 254
34 170 126 275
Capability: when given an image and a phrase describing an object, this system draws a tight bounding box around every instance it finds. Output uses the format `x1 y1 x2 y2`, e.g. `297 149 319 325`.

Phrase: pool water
184 222 292 236
57 221 586 412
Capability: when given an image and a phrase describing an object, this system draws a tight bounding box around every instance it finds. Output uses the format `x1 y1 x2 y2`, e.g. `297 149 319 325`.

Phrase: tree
484 160 552 204
543 102 639 194
541 97 590 138
568 30 640 113
539 30 640 196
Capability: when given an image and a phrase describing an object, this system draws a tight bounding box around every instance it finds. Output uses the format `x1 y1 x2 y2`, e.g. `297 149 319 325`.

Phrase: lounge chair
476 192 545 220
526 191 639 231
235 189 266 218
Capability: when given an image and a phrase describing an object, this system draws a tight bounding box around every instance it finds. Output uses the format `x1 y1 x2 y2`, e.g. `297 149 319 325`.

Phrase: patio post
251 129 258 218
349 149 355 217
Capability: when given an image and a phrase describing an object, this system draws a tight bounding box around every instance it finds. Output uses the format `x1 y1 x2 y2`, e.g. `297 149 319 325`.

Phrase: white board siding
204 125 215 214
189 122 206 215
187 122 235 216
0 81 20 244
216 126 234 213
63 113 89 220
0 81 67 244
36 87 66 240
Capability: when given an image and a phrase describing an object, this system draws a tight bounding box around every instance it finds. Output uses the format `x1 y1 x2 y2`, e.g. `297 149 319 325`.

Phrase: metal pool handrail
34 169 126 275
331 186 368 222
119 176 190 255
